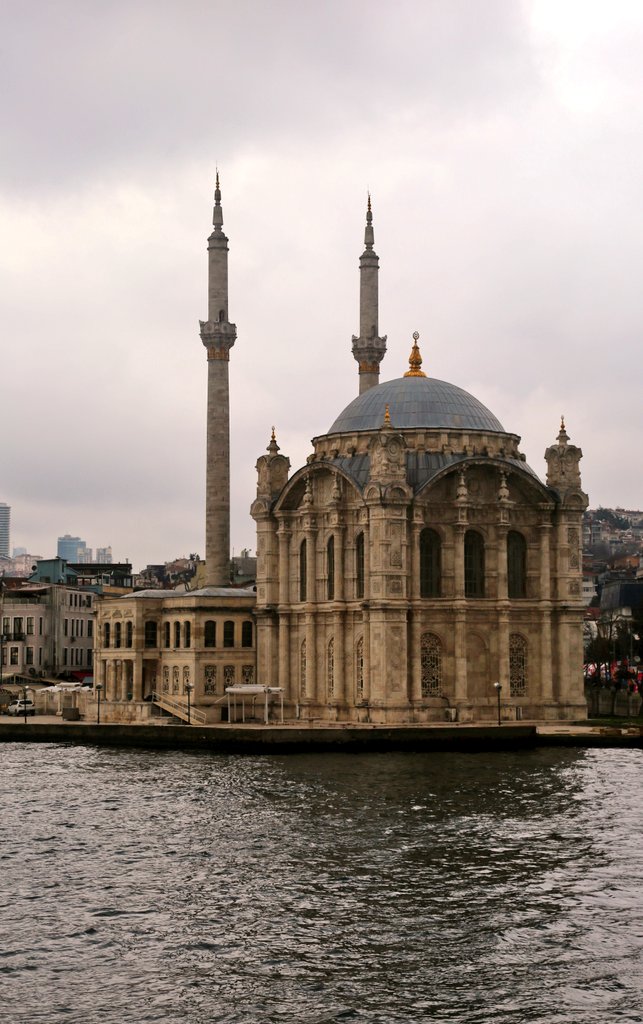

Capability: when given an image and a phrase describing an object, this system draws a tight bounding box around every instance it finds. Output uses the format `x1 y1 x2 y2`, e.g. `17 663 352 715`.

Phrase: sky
2 0 643 571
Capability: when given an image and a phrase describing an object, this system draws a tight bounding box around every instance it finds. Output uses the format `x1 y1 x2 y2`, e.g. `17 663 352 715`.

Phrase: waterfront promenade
0 717 641 752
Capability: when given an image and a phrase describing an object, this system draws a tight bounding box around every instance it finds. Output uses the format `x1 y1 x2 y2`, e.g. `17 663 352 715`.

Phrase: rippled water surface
1 744 642 1023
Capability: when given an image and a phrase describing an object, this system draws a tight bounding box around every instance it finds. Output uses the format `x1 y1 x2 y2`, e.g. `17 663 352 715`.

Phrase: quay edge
0 722 641 753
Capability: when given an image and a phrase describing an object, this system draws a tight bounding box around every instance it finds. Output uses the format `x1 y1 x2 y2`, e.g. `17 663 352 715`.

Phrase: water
1 744 642 1024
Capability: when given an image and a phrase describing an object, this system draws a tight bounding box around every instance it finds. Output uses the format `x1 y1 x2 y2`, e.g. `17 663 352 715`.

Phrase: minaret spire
199 173 237 587
351 194 387 394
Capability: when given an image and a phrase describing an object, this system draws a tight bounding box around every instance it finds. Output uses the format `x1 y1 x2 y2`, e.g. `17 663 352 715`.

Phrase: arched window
162 666 169 693
510 634 528 696
327 535 335 601
241 621 253 648
300 639 307 697
223 620 234 648
182 666 190 691
356 636 365 701
420 528 441 597
508 531 527 599
174 621 181 648
172 666 179 694
103 622 111 648
144 620 158 648
183 621 191 648
164 622 170 648
421 632 442 696
204 620 216 648
327 637 335 699
126 622 133 648
114 622 122 649
464 530 485 598
299 539 307 601
355 532 365 599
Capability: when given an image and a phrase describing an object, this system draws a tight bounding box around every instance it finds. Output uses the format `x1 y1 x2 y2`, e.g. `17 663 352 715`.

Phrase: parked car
7 699 36 716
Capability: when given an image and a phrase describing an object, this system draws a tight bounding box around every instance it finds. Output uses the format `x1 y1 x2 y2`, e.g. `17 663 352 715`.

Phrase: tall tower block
351 195 387 394
199 174 237 586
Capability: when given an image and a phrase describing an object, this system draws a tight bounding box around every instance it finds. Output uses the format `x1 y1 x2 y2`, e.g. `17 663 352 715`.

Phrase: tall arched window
420 528 441 597
241 621 253 648
103 622 111 648
464 530 485 598
223 620 234 647
355 532 365 599
144 620 158 648
356 636 364 701
299 539 307 601
327 637 335 699
421 632 442 696
509 634 528 696
126 622 133 648
114 622 122 649
300 639 307 697
174 621 181 648
327 535 335 600
164 622 170 648
183 621 191 648
508 531 527 599
204 620 216 647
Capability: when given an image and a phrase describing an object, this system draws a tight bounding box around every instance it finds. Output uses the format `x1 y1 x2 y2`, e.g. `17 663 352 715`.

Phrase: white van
7 699 36 716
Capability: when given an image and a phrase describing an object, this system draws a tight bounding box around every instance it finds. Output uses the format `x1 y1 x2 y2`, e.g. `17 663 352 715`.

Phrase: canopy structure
224 685 284 724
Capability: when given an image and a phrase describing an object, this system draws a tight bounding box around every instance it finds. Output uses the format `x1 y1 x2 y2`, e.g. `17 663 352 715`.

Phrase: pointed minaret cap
212 168 223 230
557 414 569 445
364 192 374 250
404 332 427 378
267 426 280 455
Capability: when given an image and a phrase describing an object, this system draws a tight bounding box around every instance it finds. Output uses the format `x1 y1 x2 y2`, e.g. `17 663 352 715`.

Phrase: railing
151 691 207 725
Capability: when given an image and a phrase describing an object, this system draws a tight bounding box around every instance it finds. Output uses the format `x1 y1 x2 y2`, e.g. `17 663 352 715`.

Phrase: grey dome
327 376 505 435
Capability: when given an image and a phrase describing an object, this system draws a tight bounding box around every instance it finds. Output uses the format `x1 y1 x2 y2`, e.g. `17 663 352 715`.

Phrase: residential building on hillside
0 582 95 681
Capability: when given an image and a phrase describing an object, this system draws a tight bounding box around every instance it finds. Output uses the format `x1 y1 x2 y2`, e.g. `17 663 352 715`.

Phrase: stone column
454 524 465 598
454 609 467 702
132 659 143 701
539 523 553 700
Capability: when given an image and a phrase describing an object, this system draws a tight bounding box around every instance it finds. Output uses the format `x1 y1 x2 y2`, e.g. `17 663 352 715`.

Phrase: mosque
94 179 588 724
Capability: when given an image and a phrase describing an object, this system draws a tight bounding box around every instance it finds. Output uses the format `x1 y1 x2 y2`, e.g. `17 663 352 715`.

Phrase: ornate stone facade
251 206 589 724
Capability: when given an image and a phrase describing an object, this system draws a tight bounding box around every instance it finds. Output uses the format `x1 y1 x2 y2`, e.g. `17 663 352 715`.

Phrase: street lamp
185 682 194 725
22 684 28 725
493 682 502 726
96 682 102 725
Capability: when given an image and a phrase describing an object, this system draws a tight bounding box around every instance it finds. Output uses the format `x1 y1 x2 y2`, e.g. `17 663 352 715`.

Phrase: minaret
351 194 387 393
199 173 237 587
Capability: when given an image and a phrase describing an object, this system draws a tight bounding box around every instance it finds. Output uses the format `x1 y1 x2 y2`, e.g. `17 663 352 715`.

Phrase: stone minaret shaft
351 195 386 393
199 173 237 586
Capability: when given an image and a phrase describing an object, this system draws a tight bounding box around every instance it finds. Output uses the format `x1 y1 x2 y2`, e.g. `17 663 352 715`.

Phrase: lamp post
185 682 194 725
96 682 102 725
493 682 502 726
22 684 28 725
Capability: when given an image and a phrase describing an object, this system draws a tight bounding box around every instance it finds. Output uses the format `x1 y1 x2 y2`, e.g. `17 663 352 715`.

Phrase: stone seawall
0 722 540 753
0 721 641 752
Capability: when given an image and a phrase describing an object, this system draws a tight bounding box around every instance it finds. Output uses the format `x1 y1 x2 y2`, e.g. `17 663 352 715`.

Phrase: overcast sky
2 0 642 570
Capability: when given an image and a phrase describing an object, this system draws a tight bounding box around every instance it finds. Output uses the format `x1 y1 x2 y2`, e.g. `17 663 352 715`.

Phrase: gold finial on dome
404 331 426 377
383 403 391 426
560 414 565 431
